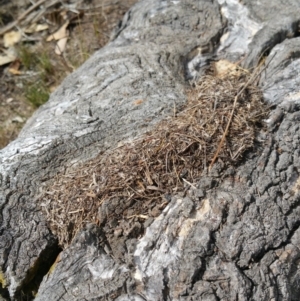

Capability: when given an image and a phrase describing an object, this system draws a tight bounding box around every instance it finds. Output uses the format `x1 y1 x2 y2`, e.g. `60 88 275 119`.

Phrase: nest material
40 64 270 247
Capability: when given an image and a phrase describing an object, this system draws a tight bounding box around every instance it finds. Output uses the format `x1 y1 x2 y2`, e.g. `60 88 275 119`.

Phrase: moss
14 244 61 300
25 84 49 108
0 270 7 288
47 258 58 275
18 45 39 70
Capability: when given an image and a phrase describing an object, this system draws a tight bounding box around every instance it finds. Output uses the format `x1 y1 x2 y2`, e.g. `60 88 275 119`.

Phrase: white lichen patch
217 0 262 57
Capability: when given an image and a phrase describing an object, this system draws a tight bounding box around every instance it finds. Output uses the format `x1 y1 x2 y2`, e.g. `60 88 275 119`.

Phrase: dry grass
40 64 270 247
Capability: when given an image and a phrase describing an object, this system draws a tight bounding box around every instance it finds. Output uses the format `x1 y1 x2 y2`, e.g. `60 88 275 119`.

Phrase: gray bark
1 0 300 300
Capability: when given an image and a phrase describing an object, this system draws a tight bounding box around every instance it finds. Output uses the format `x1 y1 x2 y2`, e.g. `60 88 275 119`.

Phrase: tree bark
1 0 300 300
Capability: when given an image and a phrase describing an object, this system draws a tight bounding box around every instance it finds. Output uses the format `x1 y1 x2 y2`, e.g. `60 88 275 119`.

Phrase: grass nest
40 62 270 247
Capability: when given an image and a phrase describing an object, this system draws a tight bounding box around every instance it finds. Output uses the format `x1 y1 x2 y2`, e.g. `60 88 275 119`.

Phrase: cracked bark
1 0 300 300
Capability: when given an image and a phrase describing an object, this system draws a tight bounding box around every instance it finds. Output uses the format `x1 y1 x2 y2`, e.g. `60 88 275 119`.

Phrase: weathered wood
1 0 300 300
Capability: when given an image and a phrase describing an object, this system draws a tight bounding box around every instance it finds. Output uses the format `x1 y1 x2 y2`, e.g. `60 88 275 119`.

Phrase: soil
0 0 137 149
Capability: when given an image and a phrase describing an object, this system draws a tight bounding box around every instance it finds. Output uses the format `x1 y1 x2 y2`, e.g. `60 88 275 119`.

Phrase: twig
0 0 48 36
182 178 197 189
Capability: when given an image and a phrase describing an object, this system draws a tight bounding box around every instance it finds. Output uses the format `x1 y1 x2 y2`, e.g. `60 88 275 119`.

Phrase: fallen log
1 0 300 300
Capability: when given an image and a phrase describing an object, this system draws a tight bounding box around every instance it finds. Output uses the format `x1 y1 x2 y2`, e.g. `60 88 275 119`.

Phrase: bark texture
1 0 300 300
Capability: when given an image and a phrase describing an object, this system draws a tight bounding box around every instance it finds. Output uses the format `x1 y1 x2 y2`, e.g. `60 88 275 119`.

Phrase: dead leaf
0 48 16 66
26 23 49 33
24 23 37 33
12 116 24 123
9 69 22 75
47 21 69 42
0 55 15 66
4 31 21 47
133 99 143 105
214 60 245 78
55 36 68 55
36 24 49 32
8 59 22 75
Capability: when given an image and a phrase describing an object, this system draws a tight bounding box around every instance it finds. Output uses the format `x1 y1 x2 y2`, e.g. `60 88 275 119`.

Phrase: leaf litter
40 62 270 248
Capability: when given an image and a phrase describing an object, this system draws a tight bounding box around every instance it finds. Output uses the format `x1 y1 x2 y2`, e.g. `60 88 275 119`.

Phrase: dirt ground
0 0 137 148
